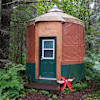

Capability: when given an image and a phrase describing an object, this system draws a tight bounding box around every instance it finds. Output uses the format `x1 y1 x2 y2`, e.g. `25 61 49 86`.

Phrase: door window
42 39 55 59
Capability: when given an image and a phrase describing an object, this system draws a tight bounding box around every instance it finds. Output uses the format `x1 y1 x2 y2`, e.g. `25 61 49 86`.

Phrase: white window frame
42 39 55 59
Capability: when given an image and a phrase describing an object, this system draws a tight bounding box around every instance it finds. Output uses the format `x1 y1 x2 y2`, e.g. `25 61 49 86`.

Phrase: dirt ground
19 81 97 100
19 88 97 100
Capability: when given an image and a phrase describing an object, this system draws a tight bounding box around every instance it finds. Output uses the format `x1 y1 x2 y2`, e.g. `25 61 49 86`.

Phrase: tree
0 0 12 60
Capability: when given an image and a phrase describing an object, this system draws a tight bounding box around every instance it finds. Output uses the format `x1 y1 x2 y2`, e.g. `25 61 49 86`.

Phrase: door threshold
39 77 57 80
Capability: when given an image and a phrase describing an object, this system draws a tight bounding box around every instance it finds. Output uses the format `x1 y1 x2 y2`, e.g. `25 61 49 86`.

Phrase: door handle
41 56 43 60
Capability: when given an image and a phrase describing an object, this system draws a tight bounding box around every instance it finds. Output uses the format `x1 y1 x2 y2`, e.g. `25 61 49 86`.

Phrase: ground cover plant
0 63 26 100
83 90 100 100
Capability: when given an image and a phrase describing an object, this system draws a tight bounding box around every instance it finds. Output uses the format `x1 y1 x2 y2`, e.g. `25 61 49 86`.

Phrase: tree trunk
0 0 12 60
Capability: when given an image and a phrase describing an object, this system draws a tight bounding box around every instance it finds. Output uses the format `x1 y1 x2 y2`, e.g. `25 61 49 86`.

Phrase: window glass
44 41 53 48
44 50 53 57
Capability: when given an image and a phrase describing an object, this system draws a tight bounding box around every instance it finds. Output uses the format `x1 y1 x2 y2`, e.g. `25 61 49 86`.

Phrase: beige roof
27 5 85 27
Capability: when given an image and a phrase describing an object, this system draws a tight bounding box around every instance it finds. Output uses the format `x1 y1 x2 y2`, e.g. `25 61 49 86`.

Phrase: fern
0 63 26 100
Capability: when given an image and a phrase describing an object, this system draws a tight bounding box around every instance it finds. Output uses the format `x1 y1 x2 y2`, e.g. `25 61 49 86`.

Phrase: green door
39 37 56 79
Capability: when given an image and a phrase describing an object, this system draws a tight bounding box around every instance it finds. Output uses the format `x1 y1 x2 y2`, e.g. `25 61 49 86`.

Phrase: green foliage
47 98 52 100
84 54 100 81
38 90 50 96
0 63 26 100
63 81 88 94
90 91 100 99
85 33 99 55
83 90 100 99
84 53 100 89
35 0 54 14
84 23 100 87
52 94 58 99
63 88 70 94
72 82 89 92
26 89 38 93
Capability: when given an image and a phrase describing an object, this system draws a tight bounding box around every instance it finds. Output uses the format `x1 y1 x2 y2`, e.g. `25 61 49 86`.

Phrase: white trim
43 48 53 50
39 77 56 80
42 39 55 59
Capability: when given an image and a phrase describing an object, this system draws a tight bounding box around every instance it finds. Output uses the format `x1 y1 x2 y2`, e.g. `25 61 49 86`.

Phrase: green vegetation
72 82 89 92
0 63 26 100
52 94 58 99
63 81 89 94
26 89 38 93
83 90 100 100
38 90 50 96
84 53 100 88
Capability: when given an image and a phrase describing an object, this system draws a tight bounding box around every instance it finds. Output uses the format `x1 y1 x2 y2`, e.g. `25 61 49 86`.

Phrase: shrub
72 82 88 92
0 63 26 100
84 54 100 89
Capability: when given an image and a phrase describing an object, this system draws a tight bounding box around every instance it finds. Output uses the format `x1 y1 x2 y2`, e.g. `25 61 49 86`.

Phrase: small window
44 50 53 57
42 39 55 59
44 41 53 48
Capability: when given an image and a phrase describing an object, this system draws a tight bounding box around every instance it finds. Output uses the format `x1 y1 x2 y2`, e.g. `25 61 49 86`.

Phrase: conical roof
27 5 85 27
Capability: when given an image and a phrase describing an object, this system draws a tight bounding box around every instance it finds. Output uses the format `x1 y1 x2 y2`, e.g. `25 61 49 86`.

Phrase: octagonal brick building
26 5 85 84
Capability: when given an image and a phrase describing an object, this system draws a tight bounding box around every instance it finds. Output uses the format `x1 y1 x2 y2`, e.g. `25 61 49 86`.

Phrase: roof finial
47 4 65 13
53 4 57 8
